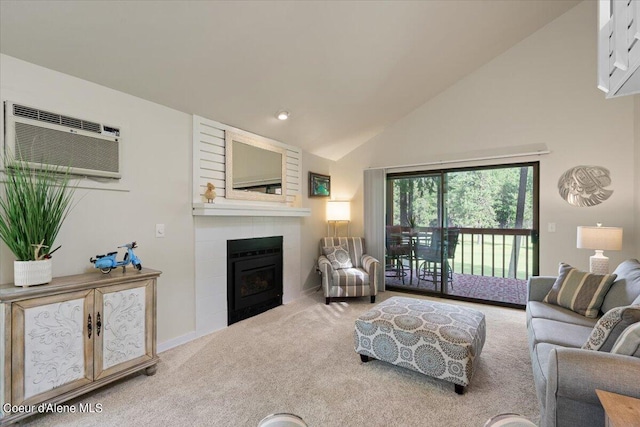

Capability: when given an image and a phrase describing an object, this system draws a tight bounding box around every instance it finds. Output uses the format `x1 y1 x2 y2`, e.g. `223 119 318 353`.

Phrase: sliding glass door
385 162 538 307
385 173 442 290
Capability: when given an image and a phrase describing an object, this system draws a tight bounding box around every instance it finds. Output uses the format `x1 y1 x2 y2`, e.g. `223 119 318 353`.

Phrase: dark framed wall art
309 172 331 197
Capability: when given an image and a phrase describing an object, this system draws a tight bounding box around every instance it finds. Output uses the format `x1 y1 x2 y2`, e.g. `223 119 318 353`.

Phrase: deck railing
453 227 535 280
387 226 536 282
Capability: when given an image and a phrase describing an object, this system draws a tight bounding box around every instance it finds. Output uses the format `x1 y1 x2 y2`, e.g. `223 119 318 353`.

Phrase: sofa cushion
582 305 640 352
322 245 353 269
331 267 369 287
544 263 616 318
610 322 640 357
529 318 594 349
602 259 640 313
527 301 598 328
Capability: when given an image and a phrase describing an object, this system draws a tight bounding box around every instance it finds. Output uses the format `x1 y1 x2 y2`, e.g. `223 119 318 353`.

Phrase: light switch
548 223 556 233
155 224 165 238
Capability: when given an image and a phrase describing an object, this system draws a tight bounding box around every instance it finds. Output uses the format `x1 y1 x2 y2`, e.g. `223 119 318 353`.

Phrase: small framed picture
309 172 331 198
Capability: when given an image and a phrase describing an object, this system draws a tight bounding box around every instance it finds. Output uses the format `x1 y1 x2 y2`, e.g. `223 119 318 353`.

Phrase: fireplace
227 236 283 325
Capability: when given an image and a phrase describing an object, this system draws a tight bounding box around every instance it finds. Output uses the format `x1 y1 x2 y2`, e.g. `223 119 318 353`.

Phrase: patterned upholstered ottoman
354 296 486 394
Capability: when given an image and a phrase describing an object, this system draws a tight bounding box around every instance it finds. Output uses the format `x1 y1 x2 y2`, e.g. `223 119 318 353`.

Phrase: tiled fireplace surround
194 216 303 336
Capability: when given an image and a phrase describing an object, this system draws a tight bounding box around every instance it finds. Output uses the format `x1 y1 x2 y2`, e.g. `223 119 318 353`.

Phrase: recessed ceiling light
276 111 289 120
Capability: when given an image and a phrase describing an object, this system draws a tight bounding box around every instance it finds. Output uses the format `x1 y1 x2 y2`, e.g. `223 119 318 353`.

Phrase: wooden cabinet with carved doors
0 269 160 426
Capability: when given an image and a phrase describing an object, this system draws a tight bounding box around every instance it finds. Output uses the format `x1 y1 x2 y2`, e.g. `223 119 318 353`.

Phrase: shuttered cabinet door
93 280 154 380
11 290 94 405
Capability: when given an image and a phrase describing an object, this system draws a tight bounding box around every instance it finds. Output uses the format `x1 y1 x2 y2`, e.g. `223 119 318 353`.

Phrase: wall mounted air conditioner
3 101 121 179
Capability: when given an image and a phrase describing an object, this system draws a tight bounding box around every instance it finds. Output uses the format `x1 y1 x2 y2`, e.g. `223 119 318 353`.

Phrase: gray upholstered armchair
318 237 379 305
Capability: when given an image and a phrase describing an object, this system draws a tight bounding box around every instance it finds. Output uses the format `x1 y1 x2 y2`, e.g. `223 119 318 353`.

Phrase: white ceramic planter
14 259 53 287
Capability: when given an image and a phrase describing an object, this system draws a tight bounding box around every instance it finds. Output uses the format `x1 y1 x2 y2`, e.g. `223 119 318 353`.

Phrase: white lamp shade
326 201 350 221
576 226 623 251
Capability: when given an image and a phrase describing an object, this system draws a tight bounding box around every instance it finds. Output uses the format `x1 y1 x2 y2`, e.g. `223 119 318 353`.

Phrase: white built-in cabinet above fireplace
598 0 640 98
192 115 310 217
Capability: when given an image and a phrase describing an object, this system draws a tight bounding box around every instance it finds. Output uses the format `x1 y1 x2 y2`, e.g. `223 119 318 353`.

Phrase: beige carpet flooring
23 291 539 427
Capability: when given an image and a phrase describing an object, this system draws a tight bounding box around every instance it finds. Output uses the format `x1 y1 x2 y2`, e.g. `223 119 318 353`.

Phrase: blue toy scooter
90 242 142 274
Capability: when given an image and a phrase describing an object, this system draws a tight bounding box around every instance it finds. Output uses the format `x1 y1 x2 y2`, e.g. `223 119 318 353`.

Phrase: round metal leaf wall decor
557 165 613 207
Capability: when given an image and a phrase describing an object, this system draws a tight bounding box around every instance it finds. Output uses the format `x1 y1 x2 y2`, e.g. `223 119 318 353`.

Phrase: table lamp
576 224 623 274
326 201 350 237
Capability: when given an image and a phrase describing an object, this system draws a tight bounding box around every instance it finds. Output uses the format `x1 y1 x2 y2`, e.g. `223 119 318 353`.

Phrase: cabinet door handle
97 312 102 336
88 313 92 339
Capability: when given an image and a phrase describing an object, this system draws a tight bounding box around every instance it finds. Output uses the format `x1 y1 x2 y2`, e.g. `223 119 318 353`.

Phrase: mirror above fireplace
225 131 287 202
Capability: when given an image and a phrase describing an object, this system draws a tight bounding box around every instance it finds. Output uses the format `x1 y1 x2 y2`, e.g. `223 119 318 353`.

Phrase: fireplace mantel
193 202 310 217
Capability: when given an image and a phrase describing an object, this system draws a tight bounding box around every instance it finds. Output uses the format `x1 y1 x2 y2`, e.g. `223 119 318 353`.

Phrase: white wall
0 54 195 343
333 1 638 275
300 152 333 291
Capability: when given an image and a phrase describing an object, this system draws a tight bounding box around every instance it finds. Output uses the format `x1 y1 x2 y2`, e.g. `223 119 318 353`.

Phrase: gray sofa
526 259 640 427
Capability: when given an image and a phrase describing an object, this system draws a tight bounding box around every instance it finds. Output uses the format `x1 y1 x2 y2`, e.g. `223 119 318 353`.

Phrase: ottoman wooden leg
325 297 330 305
455 384 465 395
360 354 371 363
370 295 376 303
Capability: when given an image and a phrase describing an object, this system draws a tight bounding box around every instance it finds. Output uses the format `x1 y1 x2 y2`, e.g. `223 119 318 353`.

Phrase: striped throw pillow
544 263 617 318
611 322 640 357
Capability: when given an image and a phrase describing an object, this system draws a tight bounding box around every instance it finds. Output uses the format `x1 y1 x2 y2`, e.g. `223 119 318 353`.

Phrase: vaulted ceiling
0 1 580 160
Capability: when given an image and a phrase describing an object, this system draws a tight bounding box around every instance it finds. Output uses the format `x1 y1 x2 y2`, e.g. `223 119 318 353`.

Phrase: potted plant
0 156 75 286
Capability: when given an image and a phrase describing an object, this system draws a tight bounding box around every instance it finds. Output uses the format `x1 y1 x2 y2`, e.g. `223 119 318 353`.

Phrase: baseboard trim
302 285 321 297
158 331 198 353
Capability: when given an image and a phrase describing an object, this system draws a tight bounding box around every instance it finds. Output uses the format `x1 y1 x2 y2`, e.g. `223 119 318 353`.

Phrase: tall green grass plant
0 156 76 261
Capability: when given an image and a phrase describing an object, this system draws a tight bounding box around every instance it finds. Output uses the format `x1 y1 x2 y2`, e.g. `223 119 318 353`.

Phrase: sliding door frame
385 161 539 308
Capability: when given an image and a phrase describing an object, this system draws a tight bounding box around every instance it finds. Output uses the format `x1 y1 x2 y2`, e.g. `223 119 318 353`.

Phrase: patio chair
415 228 460 287
385 226 412 283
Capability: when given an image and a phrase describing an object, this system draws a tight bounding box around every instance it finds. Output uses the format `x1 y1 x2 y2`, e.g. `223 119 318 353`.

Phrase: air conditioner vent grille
61 116 82 129
82 121 101 133
39 111 60 124
12 103 102 134
15 122 119 173
13 105 38 120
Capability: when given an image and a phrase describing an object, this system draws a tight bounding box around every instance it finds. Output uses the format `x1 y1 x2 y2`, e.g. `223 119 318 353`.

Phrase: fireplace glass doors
227 236 283 325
